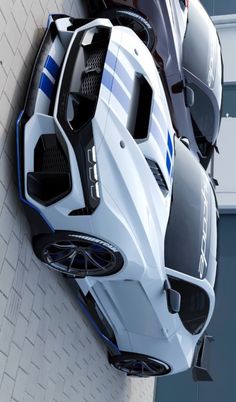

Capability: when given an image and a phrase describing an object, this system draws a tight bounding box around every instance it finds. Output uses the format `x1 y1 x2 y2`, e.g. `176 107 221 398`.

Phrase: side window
168 277 210 335
200 0 236 16
188 82 215 142
222 83 236 118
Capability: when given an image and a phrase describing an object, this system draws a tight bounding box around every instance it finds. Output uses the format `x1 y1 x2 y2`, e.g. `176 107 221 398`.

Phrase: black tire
33 231 124 278
109 352 171 377
99 8 155 51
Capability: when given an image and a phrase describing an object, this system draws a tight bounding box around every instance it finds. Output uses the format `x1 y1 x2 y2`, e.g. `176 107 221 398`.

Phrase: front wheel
33 231 124 278
99 9 155 51
109 352 171 377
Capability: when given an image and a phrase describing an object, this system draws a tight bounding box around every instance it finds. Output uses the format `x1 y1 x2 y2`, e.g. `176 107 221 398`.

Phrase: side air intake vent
27 134 71 206
146 158 168 196
127 73 152 140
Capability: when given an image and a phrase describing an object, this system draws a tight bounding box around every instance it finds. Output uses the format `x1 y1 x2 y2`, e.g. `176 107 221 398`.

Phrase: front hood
91 25 175 272
165 138 218 283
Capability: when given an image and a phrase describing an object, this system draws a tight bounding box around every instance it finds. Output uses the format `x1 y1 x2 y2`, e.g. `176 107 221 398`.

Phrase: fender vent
127 74 152 140
146 158 168 196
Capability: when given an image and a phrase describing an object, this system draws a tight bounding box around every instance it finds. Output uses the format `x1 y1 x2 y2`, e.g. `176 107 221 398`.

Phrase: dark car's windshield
183 0 223 145
165 138 218 285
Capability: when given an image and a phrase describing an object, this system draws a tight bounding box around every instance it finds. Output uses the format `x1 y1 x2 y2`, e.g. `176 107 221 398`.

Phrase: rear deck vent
146 158 168 196
127 74 152 140
57 27 110 135
66 30 109 132
80 47 106 98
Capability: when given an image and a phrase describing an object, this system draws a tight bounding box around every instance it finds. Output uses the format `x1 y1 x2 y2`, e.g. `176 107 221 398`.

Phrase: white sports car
16 15 218 378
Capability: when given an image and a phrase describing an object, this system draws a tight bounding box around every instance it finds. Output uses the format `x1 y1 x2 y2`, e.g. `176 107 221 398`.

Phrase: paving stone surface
0 0 155 400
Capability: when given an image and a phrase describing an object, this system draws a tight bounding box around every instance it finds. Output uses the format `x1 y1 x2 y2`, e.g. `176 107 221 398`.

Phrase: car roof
183 0 222 108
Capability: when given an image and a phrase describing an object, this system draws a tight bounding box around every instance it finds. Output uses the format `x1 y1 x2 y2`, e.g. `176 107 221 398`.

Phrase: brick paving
0 0 155 400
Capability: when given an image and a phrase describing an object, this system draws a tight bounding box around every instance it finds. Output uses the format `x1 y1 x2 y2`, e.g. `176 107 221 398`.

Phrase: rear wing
192 335 214 382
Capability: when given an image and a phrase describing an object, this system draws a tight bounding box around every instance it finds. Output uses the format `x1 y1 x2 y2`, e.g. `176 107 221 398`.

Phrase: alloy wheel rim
115 358 169 377
43 239 117 277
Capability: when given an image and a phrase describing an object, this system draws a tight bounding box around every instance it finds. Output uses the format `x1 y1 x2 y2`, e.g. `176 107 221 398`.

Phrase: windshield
165 138 218 285
183 0 223 144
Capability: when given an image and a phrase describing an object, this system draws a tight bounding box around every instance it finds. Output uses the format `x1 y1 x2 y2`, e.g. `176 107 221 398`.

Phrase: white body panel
21 18 216 376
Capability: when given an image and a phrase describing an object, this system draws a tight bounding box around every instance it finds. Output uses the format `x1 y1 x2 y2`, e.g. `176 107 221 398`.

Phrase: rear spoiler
192 335 214 382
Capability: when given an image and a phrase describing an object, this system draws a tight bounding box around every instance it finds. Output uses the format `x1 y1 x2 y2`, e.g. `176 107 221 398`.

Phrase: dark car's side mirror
180 136 190 149
184 85 195 108
171 81 194 108
164 280 181 314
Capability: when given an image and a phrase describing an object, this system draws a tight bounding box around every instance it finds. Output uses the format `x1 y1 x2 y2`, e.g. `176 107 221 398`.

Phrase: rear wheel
109 352 171 377
33 231 124 277
99 9 155 51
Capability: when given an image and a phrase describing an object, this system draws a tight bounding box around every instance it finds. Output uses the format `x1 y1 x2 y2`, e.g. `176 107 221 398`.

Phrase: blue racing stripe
44 55 59 80
152 100 169 138
102 68 130 112
102 68 113 92
167 131 173 158
105 50 117 71
39 73 54 99
106 51 133 92
166 152 172 175
150 118 166 158
77 297 120 355
112 77 130 112
115 59 133 93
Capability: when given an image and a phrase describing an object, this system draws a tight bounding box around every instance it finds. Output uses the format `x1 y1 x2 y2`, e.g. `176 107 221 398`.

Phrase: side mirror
184 85 194 107
164 280 181 314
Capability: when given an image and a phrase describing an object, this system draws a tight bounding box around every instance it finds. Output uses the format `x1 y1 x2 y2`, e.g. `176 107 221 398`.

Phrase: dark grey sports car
87 0 223 168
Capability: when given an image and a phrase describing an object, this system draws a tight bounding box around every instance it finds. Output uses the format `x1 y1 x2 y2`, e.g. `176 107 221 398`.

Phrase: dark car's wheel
33 231 124 277
109 352 171 377
99 9 155 50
